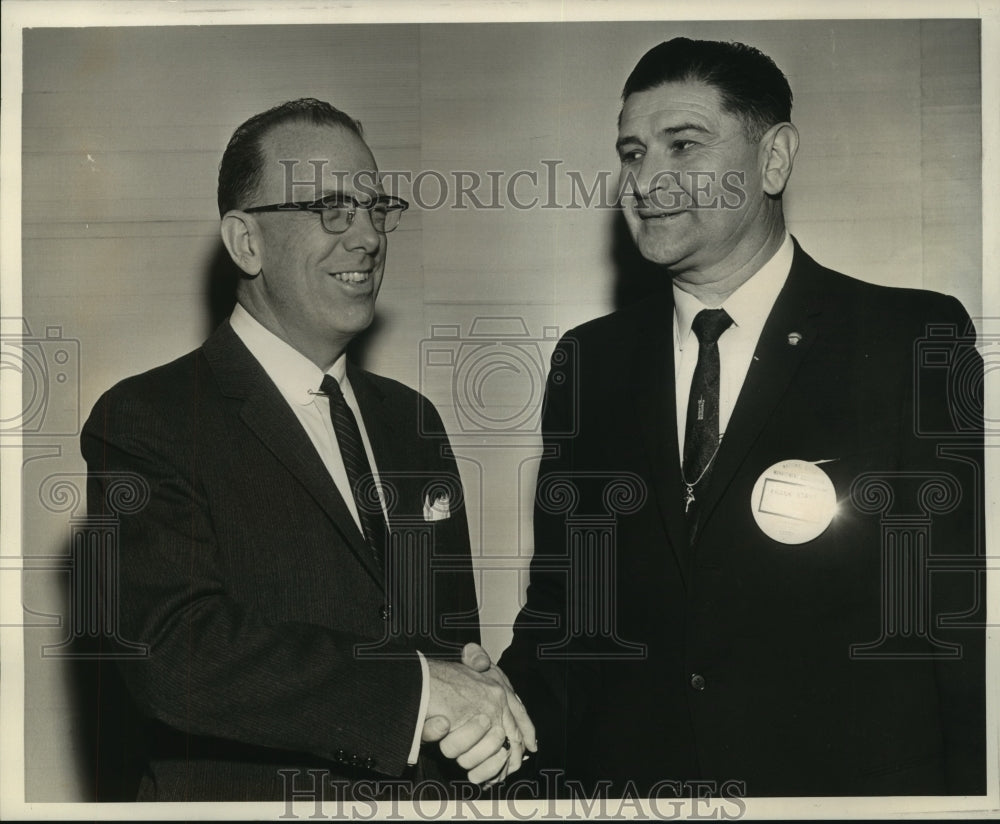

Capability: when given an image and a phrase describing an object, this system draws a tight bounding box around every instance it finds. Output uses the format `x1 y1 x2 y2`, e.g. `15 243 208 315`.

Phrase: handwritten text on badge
750 459 837 544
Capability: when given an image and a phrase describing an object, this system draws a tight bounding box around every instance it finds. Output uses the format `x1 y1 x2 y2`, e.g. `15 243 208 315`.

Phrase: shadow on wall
205 241 241 335
64 591 146 801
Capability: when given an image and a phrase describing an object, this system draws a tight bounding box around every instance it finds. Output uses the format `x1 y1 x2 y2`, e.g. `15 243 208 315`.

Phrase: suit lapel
203 323 384 587
626 295 692 581
697 240 827 527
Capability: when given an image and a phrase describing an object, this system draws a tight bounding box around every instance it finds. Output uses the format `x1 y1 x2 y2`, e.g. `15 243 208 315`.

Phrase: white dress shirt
230 303 428 765
673 233 794 461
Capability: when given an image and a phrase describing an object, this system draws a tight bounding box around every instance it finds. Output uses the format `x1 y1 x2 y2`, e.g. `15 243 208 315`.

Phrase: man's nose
622 161 686 210
621 153 665 201
343 207 382 253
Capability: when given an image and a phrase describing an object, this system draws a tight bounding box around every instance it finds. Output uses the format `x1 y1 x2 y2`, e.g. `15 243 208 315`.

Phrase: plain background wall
18 19 981 801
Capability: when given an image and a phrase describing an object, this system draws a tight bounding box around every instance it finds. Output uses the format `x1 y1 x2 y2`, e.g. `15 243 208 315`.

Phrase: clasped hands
423 642 537 785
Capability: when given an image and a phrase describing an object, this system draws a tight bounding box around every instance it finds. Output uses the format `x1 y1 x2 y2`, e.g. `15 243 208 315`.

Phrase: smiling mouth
331 271 372 283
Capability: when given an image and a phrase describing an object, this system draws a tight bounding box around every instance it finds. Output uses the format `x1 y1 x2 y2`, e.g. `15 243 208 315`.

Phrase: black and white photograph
1 0 996 819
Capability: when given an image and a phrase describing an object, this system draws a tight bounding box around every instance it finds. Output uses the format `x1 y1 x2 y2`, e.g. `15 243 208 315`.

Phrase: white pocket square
423 493 451 521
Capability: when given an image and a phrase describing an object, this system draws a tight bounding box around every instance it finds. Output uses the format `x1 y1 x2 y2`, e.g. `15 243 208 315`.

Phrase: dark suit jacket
81 321 480 801
500 240 985 797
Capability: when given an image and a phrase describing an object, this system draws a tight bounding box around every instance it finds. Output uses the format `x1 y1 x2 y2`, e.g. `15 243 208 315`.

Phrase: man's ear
760 122 799 197
220 211 263 278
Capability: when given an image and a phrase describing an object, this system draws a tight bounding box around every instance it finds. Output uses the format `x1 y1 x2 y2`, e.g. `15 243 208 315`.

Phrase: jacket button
365 756 377 770
690 673 707 691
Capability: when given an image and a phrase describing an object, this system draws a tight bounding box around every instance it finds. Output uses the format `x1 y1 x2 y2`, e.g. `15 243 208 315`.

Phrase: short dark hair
217 98 365 216
622 38 792 141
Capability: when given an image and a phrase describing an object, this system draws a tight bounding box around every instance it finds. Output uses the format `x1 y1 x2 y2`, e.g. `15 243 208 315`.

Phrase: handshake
423 643 537 786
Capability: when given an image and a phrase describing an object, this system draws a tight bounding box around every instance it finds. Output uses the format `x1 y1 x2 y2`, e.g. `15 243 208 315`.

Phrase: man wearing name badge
81 98 535 801
490 39 985 796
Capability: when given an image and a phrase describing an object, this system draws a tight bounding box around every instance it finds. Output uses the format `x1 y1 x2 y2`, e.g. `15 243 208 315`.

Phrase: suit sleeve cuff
408 650 430 765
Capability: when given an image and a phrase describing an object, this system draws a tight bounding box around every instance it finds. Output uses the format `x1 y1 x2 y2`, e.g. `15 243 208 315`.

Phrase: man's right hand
423 643 536 784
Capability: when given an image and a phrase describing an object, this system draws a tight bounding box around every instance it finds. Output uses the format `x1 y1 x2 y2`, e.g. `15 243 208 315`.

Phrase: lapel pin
787 332 803 346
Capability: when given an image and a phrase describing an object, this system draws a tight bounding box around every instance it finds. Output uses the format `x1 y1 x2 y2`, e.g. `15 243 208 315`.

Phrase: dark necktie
320 375 386 570
682 308 733 531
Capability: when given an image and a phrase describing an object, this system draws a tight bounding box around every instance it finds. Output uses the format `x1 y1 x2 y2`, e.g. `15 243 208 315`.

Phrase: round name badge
750 459 838 545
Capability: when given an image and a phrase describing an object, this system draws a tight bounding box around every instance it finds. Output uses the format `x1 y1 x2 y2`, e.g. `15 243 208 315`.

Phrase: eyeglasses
243 193 409 234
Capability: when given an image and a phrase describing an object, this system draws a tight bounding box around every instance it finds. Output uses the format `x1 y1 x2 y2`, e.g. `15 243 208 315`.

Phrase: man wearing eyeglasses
81 98 535 801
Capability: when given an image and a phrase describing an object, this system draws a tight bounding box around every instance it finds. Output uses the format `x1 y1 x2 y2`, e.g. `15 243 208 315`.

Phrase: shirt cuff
408 650 430 765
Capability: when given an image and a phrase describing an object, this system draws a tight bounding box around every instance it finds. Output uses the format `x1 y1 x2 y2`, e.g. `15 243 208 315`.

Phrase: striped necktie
320 374 386 570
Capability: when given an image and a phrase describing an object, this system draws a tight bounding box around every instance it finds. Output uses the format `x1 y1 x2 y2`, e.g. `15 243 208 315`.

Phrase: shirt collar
673 232 793 348
230 303 348 405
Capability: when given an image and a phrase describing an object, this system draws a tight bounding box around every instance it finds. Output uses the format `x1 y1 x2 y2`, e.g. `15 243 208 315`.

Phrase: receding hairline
255 119 376 169
255 118 374 157
249 120 380 203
